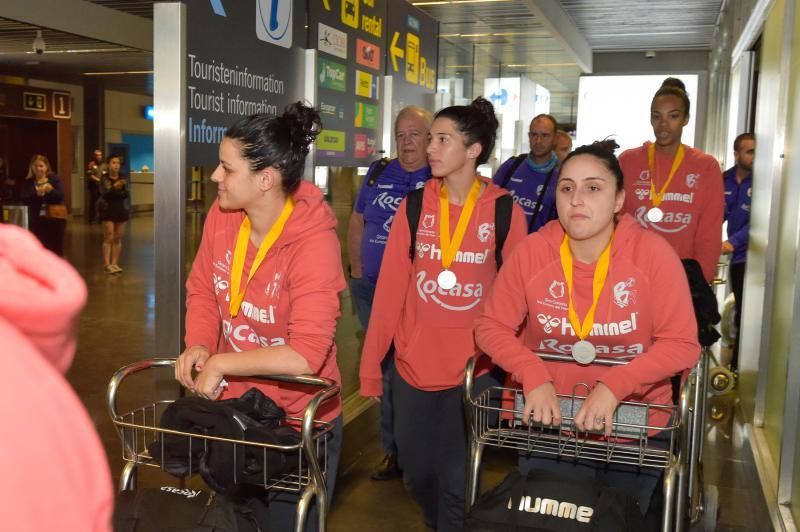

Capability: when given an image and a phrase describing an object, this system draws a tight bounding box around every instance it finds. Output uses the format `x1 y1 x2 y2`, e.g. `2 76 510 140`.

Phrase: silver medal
572 340 597 365
646 207 664 223
437 269 457 290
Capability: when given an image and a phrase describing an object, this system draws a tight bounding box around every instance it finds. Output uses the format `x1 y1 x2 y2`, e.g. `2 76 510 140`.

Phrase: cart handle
464 350 700 411
106 357 339 431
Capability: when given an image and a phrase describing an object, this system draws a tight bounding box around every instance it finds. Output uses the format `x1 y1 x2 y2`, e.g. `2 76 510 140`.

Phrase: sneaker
112 264 124 273
370 454 402 481
104 265 116 274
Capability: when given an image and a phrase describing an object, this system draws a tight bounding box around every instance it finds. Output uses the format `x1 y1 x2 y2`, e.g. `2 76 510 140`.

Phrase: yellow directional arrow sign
390 32 405 72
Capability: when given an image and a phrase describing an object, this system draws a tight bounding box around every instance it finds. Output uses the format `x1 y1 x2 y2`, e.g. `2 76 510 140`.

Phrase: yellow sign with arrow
390 31 435 89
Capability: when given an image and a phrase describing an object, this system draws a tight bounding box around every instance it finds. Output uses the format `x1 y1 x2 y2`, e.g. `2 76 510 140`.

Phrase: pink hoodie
185 181 345 422
360 178 528 395
0 225 113 531
475 215 700 428
619 142 724 282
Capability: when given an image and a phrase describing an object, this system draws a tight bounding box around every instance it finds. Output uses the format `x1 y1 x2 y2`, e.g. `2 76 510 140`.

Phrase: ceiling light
505 64 529 68
413 0 511 5
32 30 45 55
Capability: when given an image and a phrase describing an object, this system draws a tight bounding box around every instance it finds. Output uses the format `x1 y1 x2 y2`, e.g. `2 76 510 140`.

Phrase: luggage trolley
107 358 339 532
464 352 711 531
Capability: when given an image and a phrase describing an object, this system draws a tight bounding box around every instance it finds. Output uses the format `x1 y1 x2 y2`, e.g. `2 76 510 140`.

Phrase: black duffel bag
465 469 646 531
113 487 266 531
148 388 301 494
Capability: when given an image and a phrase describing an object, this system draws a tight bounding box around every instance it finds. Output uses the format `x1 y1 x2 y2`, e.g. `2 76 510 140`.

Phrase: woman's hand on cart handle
522 382 561 427
193 356 227 400
175 345 211 390
574 382 619 437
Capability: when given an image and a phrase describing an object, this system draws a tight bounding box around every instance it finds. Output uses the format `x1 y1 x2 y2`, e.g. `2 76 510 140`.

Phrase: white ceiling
414 0 723 123
0 0 725 123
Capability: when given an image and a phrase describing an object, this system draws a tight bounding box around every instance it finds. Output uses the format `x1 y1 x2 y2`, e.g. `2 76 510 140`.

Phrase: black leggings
392 368 503 532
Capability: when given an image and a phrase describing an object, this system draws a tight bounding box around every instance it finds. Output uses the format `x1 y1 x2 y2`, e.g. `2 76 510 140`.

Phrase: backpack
498 155 557 233
405 187 513 269
465 469 646 531
365 158 391 187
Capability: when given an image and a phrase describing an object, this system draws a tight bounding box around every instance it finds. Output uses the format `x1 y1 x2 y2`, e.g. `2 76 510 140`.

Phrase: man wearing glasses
492 114 559 233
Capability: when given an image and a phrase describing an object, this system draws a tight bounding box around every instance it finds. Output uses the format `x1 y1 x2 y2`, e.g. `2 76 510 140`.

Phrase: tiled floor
63 214 769 531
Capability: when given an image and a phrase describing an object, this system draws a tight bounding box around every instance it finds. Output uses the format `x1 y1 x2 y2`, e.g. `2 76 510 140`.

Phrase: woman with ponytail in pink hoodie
177 103 345 532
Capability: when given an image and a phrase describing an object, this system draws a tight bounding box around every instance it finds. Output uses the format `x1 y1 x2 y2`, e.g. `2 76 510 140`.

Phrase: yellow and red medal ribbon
229 198 295 317
559 233 614 341
439 178 482 272
647 143 685 209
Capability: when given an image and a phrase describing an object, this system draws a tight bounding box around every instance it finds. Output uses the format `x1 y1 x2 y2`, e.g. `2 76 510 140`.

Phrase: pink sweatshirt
360 178 527 396
185 181 346 422
0 225 112 532
619 142 724 282
475 215 700 428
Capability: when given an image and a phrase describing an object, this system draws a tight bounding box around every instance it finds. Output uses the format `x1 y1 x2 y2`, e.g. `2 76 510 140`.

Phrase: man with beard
492 114 559 233
722 133 754 372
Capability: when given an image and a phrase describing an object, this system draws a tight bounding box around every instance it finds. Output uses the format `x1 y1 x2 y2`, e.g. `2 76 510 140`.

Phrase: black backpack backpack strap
528 165 557 233
366 157 391 187
499 154 528 189
406 187 424 261
494 194 513 269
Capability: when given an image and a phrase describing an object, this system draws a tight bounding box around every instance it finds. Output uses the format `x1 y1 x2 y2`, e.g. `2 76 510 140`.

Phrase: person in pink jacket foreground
0 224 113 531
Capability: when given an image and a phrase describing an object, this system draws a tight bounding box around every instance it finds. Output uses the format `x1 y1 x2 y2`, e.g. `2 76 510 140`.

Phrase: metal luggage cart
107 358 339 532
464 352 712 532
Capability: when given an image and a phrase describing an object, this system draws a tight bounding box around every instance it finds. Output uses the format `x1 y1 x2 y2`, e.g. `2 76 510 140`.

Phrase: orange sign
356 38 381 71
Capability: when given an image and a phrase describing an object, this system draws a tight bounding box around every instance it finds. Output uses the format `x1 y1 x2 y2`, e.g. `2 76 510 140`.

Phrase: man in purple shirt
347 106 432 480
722 132 754 371
492 114 559 233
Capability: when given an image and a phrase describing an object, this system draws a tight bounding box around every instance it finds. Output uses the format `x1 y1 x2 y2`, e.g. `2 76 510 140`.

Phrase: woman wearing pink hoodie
476 141 699 517
176 103 345 531
0 224 113 531
360 97 527 531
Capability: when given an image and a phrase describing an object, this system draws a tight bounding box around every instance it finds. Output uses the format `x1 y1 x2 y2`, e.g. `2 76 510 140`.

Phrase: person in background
1 223 113 531
476 140 699 519
86 149 105 224
0 157 15 205
360 97 527 531
20 154 67 256
176 103 344 532
347 106 432 480
492 113 560 233
619 77 724 283
99 155 130 274
555 130 574 163
722 133 755 371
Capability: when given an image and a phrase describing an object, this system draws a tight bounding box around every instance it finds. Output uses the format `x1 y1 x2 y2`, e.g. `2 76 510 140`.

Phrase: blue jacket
355 159 431 283
492 154 558 233
723 166 752 264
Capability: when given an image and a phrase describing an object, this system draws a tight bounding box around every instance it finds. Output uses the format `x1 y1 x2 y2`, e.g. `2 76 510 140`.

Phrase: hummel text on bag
507 495 594 523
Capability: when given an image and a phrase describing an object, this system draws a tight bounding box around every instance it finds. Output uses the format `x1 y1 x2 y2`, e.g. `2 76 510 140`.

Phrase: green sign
318 58 346 92
355 102 378 129
317 129 345 152
23 92 46 112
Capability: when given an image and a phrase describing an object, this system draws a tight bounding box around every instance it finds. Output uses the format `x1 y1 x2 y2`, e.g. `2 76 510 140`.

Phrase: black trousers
87 184 100 223
729 261 746 370
30 216 66 257
393 368 502 532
